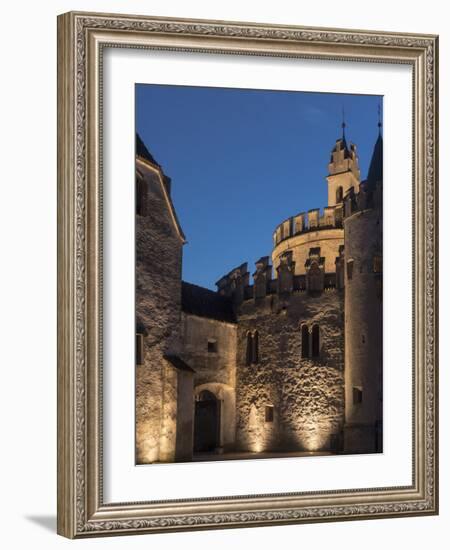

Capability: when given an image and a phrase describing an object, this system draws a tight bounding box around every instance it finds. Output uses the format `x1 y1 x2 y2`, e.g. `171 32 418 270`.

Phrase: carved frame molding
57 11 438 538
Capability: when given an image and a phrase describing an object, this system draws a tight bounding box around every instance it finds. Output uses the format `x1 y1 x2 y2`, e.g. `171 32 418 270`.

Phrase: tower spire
367 108 383 189
327 111 360 207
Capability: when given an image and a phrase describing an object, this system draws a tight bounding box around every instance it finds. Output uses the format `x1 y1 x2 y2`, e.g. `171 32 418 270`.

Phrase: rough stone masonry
135 126 383 463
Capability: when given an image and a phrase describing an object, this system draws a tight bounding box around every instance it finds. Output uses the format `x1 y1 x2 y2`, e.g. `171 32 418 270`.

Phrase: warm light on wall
297 422 333 452
248 404 265 452
250 438 264 453
159 418 176 462
143 442 159 463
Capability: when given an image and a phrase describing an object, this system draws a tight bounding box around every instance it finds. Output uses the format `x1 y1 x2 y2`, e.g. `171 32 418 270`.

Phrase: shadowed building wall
343 132 383 453
135 136 193 464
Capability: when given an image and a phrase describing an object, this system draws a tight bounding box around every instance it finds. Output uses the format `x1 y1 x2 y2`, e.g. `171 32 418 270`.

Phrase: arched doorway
194 390 220 453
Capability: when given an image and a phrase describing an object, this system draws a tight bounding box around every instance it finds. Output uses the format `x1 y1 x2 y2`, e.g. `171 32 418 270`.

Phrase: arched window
136 175 147 216
301 325 310 358
246 331 259 365
252 330 259 364
336 186 344 203
246 332 252 365
312 324 320 357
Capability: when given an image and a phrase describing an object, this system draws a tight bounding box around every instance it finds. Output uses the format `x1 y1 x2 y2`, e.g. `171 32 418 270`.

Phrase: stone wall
133 130 381 462
180 313 237 450
235 290 345 453
135 158 185 464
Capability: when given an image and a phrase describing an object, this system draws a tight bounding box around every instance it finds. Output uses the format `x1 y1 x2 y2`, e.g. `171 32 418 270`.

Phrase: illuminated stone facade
234 289 344 453
135 128 383 463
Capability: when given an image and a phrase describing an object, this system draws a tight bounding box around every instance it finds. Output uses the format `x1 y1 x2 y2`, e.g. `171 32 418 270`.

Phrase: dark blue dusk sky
136 84 382 290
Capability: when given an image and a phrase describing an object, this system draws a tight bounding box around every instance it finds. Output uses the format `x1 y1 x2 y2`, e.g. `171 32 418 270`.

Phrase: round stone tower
343 130 383 453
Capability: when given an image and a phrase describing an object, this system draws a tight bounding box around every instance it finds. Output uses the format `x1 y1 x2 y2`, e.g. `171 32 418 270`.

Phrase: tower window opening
136 175 147 216
347 259 354 280
353 387 363 405
136 333 144 366
301 325 310 359
265 405 274 423
336 186 344 203
312 324 320 357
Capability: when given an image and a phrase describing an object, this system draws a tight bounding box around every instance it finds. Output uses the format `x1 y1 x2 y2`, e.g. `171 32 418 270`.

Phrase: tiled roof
164 354 196 373
181 281 236 324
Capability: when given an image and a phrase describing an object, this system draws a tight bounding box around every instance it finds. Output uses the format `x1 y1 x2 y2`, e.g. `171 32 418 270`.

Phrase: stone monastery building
135 125 383 464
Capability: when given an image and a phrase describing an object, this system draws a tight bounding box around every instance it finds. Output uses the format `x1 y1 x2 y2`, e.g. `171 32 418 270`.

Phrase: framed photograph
57 11 439 538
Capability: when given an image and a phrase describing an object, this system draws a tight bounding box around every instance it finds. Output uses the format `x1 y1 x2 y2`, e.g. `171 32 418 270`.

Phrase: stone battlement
273 205 344 247
242 272 338 299
216 253 342 306
342 180 382 219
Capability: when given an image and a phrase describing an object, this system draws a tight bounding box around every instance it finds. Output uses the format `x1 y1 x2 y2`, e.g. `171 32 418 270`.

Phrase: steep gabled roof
136 133 159 166
136 134 186 243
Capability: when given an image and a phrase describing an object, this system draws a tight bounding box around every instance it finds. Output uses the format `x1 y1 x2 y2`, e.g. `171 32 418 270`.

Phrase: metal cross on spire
342 106 346 140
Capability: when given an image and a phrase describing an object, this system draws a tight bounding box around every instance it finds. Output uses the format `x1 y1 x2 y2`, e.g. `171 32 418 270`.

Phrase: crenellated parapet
305 248 325 292
216 263 250 304
273 204 344 247
216 248 342 307
343 179 382 220
253 256 272 299
276 251 296 296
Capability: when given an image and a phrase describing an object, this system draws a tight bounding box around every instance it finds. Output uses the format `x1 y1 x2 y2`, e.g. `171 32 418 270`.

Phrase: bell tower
326 118 361 207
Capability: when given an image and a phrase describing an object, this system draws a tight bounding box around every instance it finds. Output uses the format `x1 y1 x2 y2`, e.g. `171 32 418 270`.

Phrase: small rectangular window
136 333 144 366
347 259 354 280
353 387 363 405
207 340 218 353
265 405 274 423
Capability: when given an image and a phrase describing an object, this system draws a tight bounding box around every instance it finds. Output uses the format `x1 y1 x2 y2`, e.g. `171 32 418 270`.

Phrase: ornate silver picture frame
57 11 438 538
